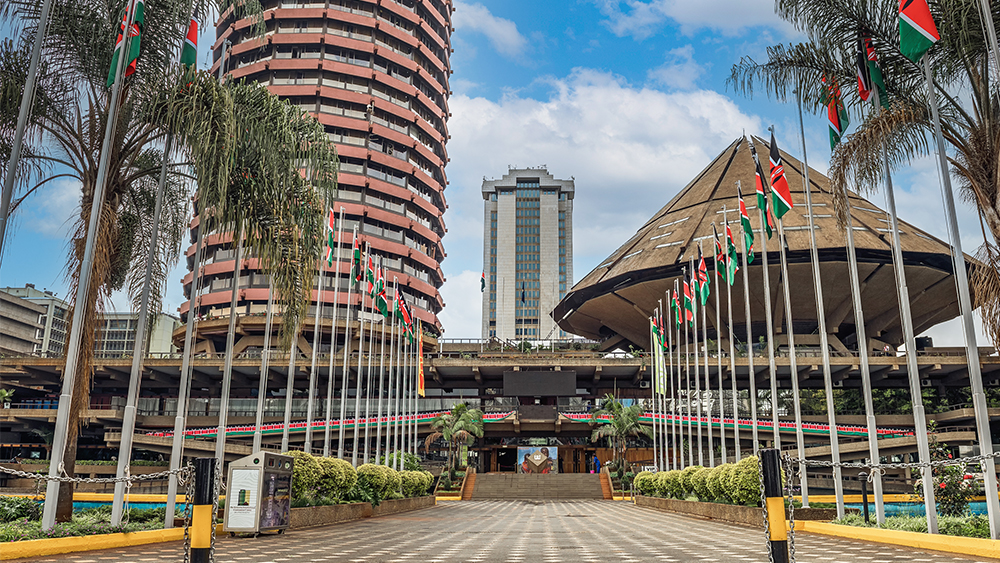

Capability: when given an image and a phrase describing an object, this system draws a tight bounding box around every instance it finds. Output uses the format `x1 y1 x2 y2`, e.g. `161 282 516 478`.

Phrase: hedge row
633 455 762 506
288 451 433 502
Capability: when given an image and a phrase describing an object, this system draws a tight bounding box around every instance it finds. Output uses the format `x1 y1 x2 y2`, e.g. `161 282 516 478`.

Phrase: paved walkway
17 501 992 562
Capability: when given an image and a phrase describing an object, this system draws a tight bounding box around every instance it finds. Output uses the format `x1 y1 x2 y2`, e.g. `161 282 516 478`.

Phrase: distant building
0 285 69 357
0 291 44 355
1 285 181 357
94 313 182 358
481 167 574 339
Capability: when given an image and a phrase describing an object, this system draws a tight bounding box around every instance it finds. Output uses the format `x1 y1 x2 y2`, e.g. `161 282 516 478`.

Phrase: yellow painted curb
1 492 214 503
796 521 1000 559
1 524 224 561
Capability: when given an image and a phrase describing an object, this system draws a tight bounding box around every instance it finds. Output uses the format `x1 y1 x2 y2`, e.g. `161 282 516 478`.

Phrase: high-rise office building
185 0 452 333
481 167 574 340
93 313 182 358
0 285 69 357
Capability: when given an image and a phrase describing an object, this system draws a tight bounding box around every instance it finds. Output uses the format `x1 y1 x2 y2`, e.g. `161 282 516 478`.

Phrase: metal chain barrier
776 450 1000 563
0 463 196 559
211 457 222 562
758 458 773 563
783 456 796 563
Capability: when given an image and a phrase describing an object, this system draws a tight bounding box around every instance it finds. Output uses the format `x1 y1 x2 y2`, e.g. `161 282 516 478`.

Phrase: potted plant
0 389 14 408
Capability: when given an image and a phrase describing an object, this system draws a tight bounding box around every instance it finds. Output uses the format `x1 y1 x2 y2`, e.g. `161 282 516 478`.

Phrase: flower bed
0 503 174 543
834 513 992 538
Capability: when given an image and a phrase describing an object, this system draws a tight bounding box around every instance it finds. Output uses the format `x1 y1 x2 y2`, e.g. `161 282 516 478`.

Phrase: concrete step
471 473 605 500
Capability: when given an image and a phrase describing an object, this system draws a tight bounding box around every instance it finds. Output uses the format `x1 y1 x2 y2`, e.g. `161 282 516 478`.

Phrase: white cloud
647 45 703 90
439 68 761 337
24 178 80 238
593 0 792 39
452 2 528 58
438 269 484 338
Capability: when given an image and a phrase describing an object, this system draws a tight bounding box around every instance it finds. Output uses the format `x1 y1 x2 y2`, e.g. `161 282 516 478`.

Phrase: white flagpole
393 284 403 467
683 268 693 467
111 132 171 526
722 209 740 462
699 242 713 467
214 237 243 462
659 307 669 471
323 206 345 457
0 0 54 264
352 242 370 465
363 258 378 464
737 180 760 452
305 235 328 454
411 320 420 456
164 212 203 528
253 287 275 452
691 256 704 466
775 214 807 503
924 56 998 536
400 319 410 463
756 187 781 449
674 282 682 470
667 292 676 471
43 0 139 527
337 226 358 459
649 315 657 470
712 234 726 465
384 280 399 463
280 323 299 453
375 262 388 463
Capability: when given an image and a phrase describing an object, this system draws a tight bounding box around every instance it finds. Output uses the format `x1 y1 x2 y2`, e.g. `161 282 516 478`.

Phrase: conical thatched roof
553 136 968 351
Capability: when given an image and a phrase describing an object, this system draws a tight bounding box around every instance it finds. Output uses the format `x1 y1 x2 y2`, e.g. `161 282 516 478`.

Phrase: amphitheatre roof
553 136 970 351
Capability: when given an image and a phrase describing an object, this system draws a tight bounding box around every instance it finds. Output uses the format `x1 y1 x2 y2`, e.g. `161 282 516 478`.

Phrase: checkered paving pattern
15 501 993 562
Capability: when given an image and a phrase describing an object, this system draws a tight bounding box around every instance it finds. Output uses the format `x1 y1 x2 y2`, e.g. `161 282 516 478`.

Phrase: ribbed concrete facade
181 0 452 332
482 168 574 339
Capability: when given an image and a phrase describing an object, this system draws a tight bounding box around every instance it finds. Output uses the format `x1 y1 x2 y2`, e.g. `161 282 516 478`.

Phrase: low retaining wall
371 496 435 517
634 496 842 528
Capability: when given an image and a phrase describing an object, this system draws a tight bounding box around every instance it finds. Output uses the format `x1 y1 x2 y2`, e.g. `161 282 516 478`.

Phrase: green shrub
440 475 452 491
379 452 421 471
680 465 703 496
0 497 40 523
420 470 434 494
653 470 684 498
690 467 712 500
726 455 761 506
706 464 731 502
289 451 321 500
622 471 636 490
717 463 736 502
316 457 357 499
633 471 657 496
400 471 429 497
357 464 401 499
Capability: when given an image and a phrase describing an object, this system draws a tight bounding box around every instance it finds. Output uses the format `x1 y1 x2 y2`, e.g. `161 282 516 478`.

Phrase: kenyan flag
481 271 485 293
823 77 849 150
768 131 794 220
682 275 694 326
857 35 888 108
375 266 389 319
350 230 362 285
696 248 710 306
180 9 198 67
670 289 681 328
736 183 755 263
107 0 145 87
724 223 739 285
366 256 376 298
899 0 939 63
749 138 774 239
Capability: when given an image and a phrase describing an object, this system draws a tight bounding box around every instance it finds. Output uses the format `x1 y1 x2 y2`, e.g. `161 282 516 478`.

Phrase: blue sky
0 0 989 344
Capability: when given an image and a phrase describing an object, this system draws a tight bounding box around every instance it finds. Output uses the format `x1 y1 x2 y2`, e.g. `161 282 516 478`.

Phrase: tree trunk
55 200 115 522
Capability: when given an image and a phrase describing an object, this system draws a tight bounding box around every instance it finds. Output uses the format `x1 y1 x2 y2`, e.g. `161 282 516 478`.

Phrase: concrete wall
0 292 43 355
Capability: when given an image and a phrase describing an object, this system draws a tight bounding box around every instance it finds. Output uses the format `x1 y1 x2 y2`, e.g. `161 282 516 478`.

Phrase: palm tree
728 0 1000 347
424 403 484 478
590 393 652 471
1 0 338 520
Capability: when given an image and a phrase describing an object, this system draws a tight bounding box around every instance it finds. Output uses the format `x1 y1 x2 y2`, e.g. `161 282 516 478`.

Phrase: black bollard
859 471 870 524
190 457 216 563
760 448 789 563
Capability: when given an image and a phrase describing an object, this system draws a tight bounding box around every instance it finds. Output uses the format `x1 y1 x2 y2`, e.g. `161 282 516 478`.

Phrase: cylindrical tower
180 0 452 335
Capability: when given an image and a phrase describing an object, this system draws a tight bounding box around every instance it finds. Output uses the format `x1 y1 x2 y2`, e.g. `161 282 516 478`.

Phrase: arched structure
554 136 970 352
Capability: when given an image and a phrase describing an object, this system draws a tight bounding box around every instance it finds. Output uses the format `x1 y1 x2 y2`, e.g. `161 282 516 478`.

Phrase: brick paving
14 501 994 562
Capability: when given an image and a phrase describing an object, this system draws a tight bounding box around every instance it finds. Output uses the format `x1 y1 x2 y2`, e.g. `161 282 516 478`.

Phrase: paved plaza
16 501 992 563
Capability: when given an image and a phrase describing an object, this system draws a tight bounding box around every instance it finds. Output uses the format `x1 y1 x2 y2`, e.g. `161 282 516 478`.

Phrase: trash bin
223 451 294 535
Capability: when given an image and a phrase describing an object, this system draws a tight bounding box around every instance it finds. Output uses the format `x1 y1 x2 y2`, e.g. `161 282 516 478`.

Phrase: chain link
783 456 795 563
758 457 773 563
785 449 1000 471
0 464 191 484
210 458 221 563
180 462 194 563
